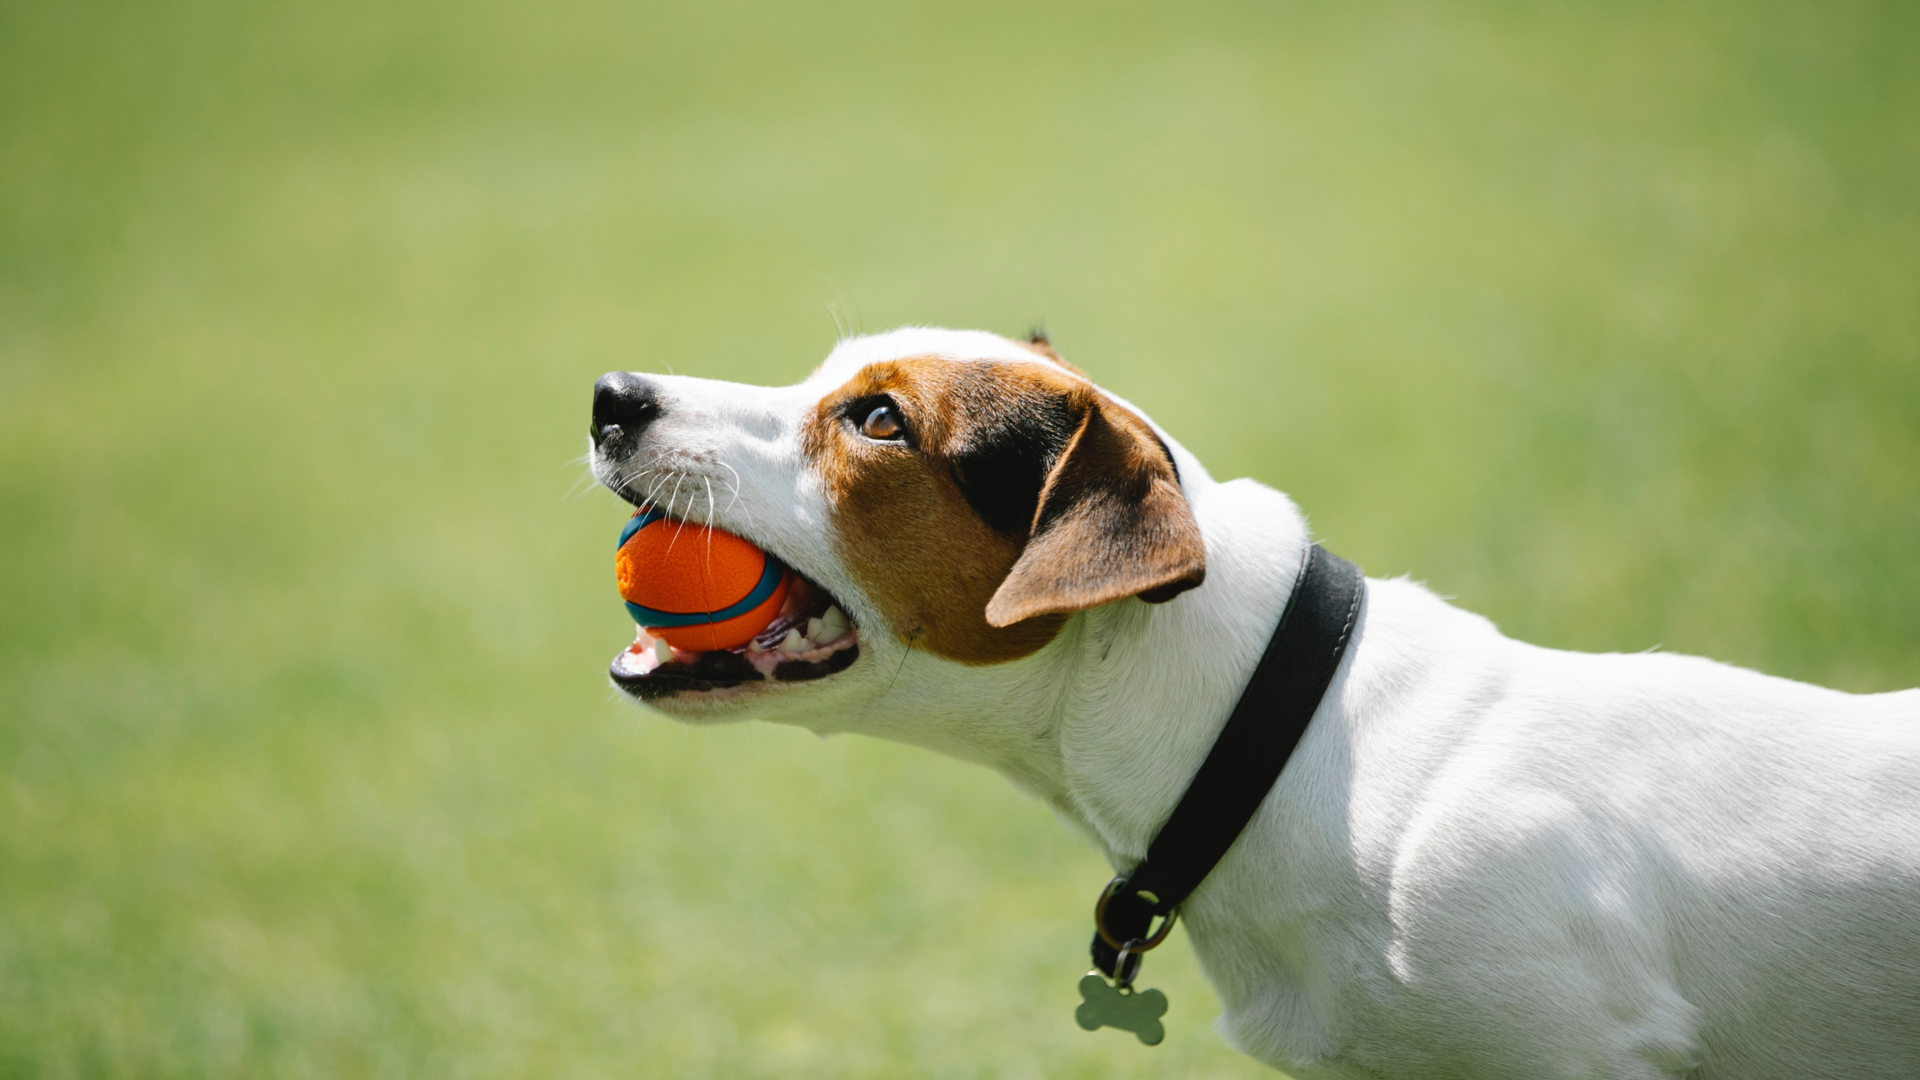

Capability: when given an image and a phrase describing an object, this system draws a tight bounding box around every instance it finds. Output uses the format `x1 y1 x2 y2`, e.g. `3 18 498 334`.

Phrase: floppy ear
984 399 1206 628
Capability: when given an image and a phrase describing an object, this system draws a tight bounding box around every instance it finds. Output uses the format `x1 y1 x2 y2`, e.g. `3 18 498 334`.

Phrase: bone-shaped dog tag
1074 971 1168 1045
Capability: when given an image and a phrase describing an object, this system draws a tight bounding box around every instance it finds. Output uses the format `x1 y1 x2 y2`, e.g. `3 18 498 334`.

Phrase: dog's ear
984 398 1205 627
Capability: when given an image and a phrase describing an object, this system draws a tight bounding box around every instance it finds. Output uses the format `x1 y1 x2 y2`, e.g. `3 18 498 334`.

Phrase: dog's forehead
805 328 1075 390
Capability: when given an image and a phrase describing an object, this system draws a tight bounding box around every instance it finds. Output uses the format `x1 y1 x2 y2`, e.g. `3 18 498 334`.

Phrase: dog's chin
608 570 861 707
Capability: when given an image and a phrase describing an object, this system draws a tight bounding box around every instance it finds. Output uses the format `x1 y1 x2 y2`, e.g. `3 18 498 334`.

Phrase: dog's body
590 328 1920 1079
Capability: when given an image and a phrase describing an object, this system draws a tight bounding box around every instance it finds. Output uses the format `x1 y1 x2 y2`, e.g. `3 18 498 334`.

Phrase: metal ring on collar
1093 875 1179 953
1113 940 1144 989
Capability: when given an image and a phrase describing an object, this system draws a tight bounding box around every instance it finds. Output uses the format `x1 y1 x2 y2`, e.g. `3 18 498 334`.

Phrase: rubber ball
616 506 791 652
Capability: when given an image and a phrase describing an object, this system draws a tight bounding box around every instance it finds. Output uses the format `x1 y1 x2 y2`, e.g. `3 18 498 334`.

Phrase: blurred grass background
2 0 1917 1075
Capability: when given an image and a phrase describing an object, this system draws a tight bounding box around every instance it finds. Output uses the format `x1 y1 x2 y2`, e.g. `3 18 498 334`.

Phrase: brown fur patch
804 353 1204 665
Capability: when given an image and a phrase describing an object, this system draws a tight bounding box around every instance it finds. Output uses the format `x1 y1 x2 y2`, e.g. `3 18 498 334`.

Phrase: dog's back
1216 576 1920 1079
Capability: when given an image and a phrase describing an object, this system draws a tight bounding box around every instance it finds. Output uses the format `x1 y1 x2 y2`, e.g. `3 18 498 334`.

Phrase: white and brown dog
588 327 1920 1079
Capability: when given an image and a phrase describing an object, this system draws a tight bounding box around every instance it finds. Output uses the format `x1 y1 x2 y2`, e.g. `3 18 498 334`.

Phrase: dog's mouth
608 568 860 700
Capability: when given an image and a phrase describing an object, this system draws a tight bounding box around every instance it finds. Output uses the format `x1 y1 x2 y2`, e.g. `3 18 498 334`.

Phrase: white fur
593 328 1920 1079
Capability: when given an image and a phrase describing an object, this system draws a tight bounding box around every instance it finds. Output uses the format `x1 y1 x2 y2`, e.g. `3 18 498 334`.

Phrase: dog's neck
800 473 1314 871
1054 478 1312 864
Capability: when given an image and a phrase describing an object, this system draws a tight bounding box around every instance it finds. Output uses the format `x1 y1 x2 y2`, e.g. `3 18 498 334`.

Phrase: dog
588 327 1920 1079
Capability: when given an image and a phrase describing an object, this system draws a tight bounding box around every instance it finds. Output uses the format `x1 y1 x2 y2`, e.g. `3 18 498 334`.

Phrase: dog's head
589 328 1207 728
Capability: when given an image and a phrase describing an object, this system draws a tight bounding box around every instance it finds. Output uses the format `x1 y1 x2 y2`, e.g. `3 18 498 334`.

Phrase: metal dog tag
1074 971 1168 1045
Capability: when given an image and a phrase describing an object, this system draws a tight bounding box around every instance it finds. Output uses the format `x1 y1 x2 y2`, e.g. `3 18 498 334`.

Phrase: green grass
2 0 1916 1076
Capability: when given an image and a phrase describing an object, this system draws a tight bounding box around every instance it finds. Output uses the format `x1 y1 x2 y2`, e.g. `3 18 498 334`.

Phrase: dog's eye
859 403 905 441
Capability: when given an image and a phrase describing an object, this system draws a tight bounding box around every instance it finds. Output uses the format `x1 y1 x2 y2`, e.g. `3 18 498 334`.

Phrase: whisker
703 476 716 566
566 467 601 501
664 470 689 518
882 629 916 698
715 460 750 526
815 272 861 342
663 472 693 555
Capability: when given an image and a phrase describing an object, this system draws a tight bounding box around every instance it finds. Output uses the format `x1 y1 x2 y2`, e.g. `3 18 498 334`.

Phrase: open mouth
609 567 861 700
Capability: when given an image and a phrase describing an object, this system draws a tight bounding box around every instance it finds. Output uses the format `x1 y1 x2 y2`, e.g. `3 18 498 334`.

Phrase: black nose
592 372 662 447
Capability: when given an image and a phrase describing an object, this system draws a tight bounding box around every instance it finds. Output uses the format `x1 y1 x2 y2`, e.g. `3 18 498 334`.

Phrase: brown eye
859 403 904 441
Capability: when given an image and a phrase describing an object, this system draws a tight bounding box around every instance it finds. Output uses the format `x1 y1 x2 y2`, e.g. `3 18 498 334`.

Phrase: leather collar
1091 543 1364 982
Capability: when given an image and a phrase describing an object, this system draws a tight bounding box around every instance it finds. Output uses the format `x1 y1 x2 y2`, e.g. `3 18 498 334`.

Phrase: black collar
1090 544 1364 982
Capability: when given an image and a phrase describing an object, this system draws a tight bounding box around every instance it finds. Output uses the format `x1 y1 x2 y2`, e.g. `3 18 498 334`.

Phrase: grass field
2 0 1916 1076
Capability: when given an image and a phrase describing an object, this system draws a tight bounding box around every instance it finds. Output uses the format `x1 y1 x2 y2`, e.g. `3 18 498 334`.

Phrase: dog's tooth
654 639 672 665
806 616 826 641
823 605 848 632
746 638 765 654
782 628 805 653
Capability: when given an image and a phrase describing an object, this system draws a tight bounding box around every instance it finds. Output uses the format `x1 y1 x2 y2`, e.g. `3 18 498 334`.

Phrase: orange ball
616 507 791 652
